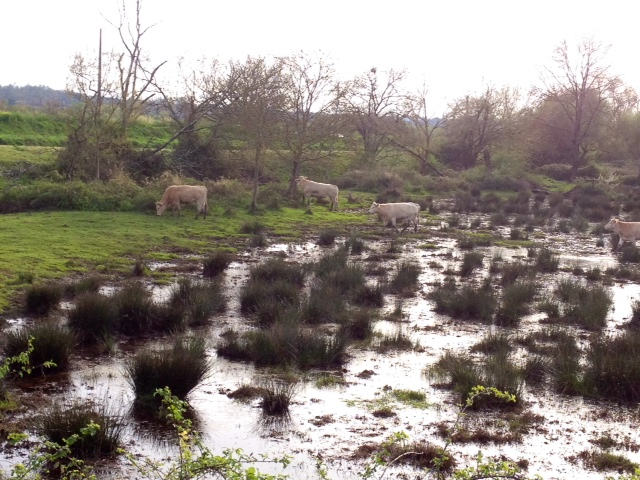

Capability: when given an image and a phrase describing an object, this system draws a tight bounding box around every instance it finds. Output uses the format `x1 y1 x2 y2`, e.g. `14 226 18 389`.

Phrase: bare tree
227 56 287 211
344 67 408 163
387 84 447 176
439 85 522 170
532 37 620 178
278 52 346 195
61 0 166 180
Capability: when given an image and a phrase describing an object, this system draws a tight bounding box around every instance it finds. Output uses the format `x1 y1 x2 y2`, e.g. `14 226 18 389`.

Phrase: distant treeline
0 85 76 109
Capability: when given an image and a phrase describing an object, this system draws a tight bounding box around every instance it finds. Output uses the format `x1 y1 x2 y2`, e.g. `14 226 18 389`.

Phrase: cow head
156 202 166 216
367 202 379 214
604 217 619 231
295 176 307 186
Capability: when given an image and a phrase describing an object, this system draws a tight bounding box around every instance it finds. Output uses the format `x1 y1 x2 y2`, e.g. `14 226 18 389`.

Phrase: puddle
3 229 640 480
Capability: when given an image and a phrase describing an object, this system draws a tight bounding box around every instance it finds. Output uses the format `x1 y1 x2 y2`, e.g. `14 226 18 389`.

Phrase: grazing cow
604 217 640 251
368 202 421 233
156 185 208 219
295 176 339 211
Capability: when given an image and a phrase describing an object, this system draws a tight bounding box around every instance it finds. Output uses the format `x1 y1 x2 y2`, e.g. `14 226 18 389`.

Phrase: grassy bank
0 206 369 313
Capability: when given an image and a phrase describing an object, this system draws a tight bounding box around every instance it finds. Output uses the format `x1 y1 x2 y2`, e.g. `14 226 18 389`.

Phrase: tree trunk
250 144 263 213
288 160 301 196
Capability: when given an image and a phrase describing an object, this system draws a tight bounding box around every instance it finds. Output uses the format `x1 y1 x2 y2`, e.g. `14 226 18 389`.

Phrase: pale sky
3 0 639 112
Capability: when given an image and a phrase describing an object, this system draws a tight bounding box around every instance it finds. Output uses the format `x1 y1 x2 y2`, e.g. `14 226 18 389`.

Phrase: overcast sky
3 0 639 111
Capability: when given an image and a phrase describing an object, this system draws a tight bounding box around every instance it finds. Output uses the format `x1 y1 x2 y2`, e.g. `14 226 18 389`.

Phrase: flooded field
2 216 640 480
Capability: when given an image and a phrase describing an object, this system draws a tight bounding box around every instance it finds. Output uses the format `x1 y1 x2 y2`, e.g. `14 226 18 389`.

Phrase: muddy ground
2 214 640 480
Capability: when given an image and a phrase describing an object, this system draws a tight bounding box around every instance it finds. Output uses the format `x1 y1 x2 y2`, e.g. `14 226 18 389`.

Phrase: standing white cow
156 185 208 219
604 217 640 251
368 202 421 233
295 176 339 211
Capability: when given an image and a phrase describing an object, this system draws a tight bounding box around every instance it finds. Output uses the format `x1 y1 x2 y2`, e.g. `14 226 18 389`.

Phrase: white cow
368 202 421 233
156 185 208 219
604 217 640 251
295 176 339 211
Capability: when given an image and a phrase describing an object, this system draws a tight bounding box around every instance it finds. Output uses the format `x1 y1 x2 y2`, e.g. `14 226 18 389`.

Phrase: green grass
0 207 367 313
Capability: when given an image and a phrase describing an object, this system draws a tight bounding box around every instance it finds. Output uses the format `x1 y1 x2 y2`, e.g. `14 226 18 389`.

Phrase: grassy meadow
0 204 370 313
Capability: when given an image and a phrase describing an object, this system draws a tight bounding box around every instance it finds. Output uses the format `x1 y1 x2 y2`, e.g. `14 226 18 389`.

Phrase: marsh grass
131 257 149 277
460 252 484 277
554 278 612 330
339 309 375 341
578 450 639 473
346 234 366 254
302 282 348 324
113 281 154 335
257 379 299 415
125 336 211 408
240 279 300 320
387 261 421 296
470 333 513 355
377 328 415 352
428 280 496 323
68 292 118 344
429 351 523 409
202 251 234 277
3 321 75 374
38 400 125 460
24 282 62 316
351 282 384 307
583 332 640 402
250 258 306 287
391 389 430 409
317 229 339 246
535 248 559 272
182 279 227 326
64 274 103 297
500 261 532 286
240 220 265 235
550 331 583 395
495 279 539 327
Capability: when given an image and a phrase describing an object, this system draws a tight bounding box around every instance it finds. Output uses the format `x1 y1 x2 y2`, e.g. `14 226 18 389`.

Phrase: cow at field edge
368 202 420 233
295 176 339 211
156 185 208 219
604 217 640 251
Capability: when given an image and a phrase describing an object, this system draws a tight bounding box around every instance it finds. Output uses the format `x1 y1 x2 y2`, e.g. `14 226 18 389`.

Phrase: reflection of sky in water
7 236 640 479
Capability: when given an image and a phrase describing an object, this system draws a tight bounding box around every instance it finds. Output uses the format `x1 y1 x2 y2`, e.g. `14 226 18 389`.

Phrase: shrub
3 321 75 374
37 400 125 460
24 282 62 316
125 336 211 408
202 251 234 277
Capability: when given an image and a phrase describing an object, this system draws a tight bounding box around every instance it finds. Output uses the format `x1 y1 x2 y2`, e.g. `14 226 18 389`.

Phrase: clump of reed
256 378 299 415
24 282 63 316
338 309 376 341
169 277 227 326
534 248 559 272
67 292 118 344
583 332 640 402
346 234 366 254
376 328 415 352
217 320 348 369
387 261 421 296
428 279 496 323
2 321 75 374
351 282 384 308
459 252 484 277
302 281 348 324
112 281 155 335
64 275 104 297
202 251 234 277
495 279 539 327
125 336 211 408
554 278 612 330
317 229 339 246
37 400 125 460
428 351 524 409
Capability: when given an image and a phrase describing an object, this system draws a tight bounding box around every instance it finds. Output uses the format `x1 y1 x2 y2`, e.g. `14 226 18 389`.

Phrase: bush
317 229 339 246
